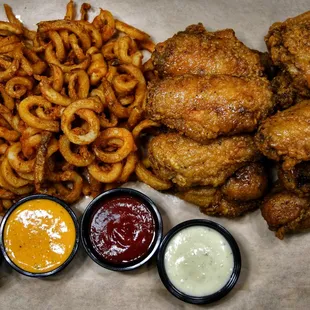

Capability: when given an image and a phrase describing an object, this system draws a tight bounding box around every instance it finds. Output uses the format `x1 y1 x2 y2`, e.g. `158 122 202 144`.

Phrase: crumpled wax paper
0 1 310 309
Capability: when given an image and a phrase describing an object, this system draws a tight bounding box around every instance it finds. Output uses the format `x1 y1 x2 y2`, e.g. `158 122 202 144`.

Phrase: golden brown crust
265 11 310 97
176 162 268 217
148 133 261 188
261 187 310 239
152 23 263 78
146 74 274 143
255 100 310 169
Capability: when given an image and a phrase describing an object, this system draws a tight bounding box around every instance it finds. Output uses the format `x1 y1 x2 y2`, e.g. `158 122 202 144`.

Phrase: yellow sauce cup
0 194 79 277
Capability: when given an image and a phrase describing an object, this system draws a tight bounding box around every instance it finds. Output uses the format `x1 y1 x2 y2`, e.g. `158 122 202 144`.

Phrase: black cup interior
157 219 241 305
0 194 80 278
81 188 163 271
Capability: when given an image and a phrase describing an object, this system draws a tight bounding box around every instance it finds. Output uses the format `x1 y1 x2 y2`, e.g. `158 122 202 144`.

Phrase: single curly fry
128 107 143 128
18 96 60 132
0 168 33 195
93 127 135 163
88 161 123 183
50 64 64 92
16 171 34 181
93 9 115 42
64 0 75 20
69 33 86 61
49 30 66 63
45 44 91 73
87 51 107 85
59 135 95 166
0 58 19 82
1 157 30 188
138 39 156 53
80 20 103 49
68 69 90 100
38 20 91 50
0 84 14 110
7 142 35 173
115 20 149 41
0 21 23 35
101 39 116 60
101 78 129 118
118 152 138 183
40 78 72 106
5 76 33 99
80 3 91 21
132 119 161 140
61 98 102 145
135 161 172 190
112 74 138 93
119 64 146 110
48 170 83 203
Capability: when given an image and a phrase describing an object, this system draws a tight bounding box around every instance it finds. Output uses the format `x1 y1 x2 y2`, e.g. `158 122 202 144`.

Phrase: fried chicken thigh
255 100 310 169
266 11 310 97
152 23 263 78
146 74 273 143
261 185 310 239
148 133 261 188
177 162 268 217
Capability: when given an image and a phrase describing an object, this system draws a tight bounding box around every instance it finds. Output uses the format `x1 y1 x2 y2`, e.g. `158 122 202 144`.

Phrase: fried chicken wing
152 23 263 78
148 133 261 188
177 162 268 217
261 185 310 239
146 74 273 143
255 100 310 169
265 11 310 97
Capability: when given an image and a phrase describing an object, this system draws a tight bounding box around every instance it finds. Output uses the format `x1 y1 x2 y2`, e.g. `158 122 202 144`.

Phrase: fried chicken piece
152 23 263 78
177 162 268 217
146 74 273 143
278 161 310 196
261 185 310 239
265 11 310 97
148 133 261 188
255 100 310 169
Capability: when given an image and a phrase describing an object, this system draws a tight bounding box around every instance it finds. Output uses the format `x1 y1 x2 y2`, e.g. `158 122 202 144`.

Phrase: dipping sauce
89 195 155 264
3 199 76 273
164 226 234 297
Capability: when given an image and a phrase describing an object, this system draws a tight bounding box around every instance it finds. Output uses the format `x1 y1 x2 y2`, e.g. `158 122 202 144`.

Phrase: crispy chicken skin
255 100 310 169
152 23 263 78
261 185 310 239
177 162 268 217
265 11 310 97
148 133 261 188
146 74 273 143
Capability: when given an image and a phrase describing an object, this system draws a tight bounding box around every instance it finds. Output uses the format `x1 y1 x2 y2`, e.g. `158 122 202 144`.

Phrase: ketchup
89 195 155 264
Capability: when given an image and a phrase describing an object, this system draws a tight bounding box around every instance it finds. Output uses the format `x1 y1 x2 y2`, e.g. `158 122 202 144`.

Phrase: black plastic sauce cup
80 188 163 271
157 219 241 304
0 194 80 278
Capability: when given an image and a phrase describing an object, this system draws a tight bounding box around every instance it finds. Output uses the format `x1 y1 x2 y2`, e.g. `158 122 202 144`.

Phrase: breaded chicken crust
146 74 273 142
152 23 263 78
148 133 261 188
265 11 310 97
255 100 310 169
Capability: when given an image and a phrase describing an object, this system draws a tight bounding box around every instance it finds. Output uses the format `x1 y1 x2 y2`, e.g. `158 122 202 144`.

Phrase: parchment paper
1 1 310 309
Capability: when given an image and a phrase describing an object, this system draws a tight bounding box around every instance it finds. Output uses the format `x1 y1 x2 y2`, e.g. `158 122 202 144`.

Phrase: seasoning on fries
0 1 165 215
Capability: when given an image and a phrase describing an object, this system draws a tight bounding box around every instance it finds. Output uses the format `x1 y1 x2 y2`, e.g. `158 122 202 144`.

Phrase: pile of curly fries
0 0 171 215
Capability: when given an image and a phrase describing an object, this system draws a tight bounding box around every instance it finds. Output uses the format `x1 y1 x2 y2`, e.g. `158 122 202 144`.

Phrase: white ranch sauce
164 226 234 297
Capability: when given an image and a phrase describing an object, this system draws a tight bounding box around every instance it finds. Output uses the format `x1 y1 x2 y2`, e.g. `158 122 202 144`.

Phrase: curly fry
88 161 123 183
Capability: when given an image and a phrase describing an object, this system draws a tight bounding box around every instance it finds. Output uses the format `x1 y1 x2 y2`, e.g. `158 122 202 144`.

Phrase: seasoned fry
0 1 153 210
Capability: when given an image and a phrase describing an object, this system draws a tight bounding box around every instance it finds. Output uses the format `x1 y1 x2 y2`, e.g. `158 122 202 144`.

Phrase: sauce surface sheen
4 199 76 273
164 226 234 297
89 195 155 264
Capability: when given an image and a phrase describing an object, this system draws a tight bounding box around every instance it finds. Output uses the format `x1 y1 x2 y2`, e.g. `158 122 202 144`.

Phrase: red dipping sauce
89 195 155 264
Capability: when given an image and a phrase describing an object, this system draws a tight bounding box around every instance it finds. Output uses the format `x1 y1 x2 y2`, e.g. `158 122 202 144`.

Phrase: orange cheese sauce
4 199 76 273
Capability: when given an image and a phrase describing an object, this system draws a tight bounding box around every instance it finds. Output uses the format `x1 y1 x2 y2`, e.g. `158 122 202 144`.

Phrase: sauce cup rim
156 219 241 305
80 187 163 271
0 194 80 278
